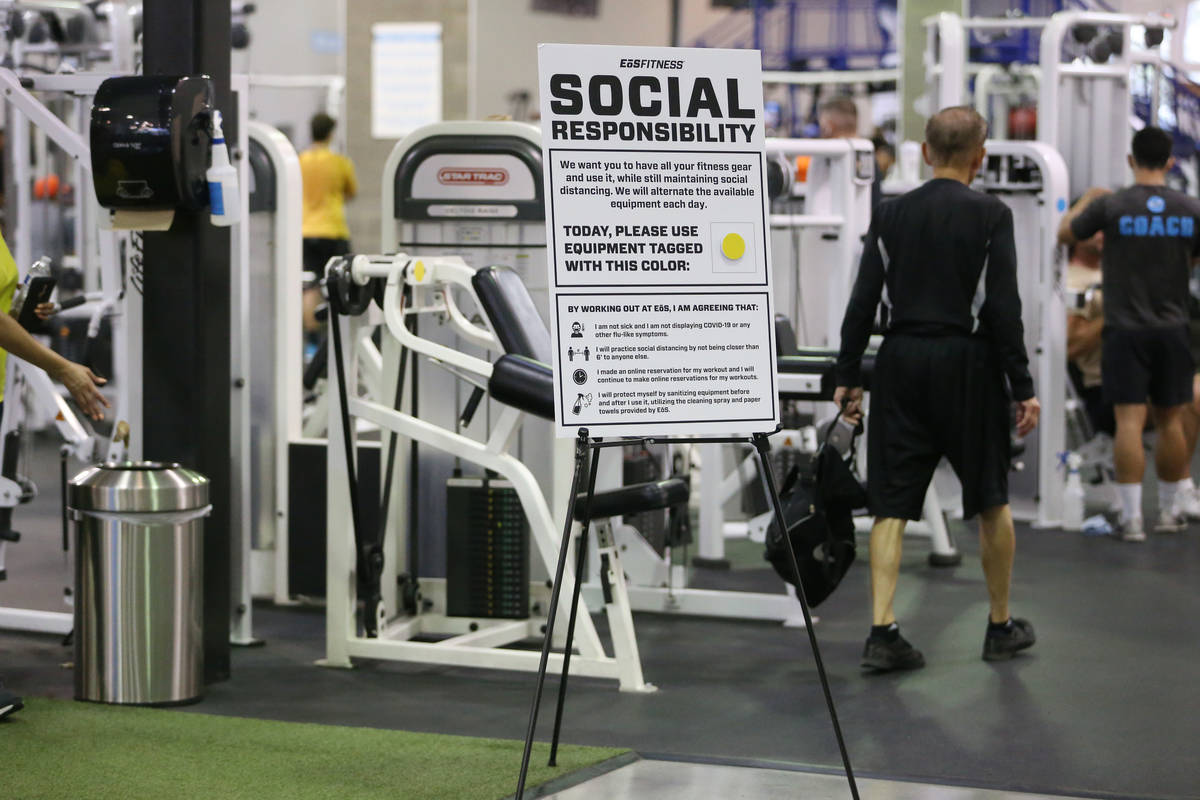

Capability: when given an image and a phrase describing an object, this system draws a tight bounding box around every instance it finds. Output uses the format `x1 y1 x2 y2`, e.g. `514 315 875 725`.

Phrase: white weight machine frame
983 139 1070 528
241 120 304 607
0 68 136 635
925 9 1177 197
321 253 652 692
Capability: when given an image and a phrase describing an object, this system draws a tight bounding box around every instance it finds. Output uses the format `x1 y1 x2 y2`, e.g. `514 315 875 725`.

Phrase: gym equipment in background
322 253 671 691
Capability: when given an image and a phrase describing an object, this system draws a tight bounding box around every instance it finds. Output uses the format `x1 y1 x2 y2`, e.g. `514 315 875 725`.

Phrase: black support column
142 1 233 683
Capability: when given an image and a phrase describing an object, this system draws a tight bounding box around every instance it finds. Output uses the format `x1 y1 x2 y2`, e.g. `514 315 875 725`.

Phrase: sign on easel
538 44 778 437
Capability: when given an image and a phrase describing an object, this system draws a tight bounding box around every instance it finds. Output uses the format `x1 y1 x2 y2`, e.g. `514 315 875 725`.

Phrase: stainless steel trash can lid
69 461 209 512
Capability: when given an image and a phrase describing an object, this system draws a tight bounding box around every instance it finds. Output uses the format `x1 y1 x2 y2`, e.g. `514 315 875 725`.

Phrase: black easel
514 428 861 800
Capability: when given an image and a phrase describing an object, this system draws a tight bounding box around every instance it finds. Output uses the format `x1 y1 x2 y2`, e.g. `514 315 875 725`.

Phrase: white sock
1159 478 1191 515
1118 483 1143 523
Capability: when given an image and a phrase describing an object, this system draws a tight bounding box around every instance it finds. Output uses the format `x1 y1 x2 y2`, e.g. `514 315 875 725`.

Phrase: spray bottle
206 110 240 227
1062 452 1085 531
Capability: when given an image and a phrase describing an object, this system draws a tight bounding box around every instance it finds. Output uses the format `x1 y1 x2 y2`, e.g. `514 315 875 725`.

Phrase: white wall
233 0 346 149
470 0 672 120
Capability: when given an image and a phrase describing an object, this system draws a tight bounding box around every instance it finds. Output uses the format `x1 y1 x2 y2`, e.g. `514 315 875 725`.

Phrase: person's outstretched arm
834 220 887 421
0 312 108 420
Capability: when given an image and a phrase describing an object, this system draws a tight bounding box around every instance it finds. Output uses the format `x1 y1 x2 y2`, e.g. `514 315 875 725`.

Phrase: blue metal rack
691 0 893 70
691 0 1119 70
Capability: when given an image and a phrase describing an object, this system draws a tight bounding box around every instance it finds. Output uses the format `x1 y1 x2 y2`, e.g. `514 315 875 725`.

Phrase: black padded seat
472 266 553 363
775 314 801 357
573 478 689 522
488 354 554 421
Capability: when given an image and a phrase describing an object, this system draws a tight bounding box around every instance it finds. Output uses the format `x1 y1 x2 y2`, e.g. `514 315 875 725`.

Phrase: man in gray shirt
1060 127 1200 540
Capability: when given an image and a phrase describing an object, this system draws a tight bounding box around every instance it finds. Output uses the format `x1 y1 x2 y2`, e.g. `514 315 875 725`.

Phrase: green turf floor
5 698 627 800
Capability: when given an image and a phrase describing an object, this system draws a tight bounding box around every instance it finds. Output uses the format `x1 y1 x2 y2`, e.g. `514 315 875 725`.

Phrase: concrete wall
344 0 470 248
234 0 345 146
470 0 672 120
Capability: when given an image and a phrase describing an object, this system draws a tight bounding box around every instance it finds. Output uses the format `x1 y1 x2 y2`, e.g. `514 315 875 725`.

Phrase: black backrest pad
489 354 554 421
472 267 553 363
774 314 799 357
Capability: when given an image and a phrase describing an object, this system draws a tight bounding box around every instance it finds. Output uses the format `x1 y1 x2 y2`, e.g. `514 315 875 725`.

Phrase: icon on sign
571 393 592 415
721 232 746 260
567 346 590 362
573 369 588 385
570 321 584 338
711 223 756 274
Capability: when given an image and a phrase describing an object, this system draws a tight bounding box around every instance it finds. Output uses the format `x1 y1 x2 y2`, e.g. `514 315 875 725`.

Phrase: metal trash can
70 462 210 705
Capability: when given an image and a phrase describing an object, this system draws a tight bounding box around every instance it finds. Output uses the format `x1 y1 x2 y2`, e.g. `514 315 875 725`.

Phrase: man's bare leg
978 503 1036 660
1112 403 1148 539
1152 404 1191 530
1113 403 1149 484
978 504 1015 624
862 515 925 671
1176 375 1200 519
869 517 908 626
1183 375 1200 459
1152 404 1190 482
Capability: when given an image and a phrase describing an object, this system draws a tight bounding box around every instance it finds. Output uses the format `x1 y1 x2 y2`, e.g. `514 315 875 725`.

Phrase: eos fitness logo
437 167 509 186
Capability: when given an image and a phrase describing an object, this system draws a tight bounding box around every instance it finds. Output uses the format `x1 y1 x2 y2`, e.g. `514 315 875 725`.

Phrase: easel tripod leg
752 433 860 800
548 442 601 766
515 429 590 799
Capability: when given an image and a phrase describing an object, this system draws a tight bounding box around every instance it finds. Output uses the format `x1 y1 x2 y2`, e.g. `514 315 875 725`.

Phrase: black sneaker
982 617 1036 661
0 689 23 721
862 632 926 672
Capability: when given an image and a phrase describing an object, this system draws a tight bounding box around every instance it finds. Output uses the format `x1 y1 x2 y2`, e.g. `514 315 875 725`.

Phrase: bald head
819 95 858 138
924 106 988 168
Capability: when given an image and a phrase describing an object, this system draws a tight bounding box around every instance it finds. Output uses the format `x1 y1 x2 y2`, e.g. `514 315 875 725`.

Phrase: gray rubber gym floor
539 759 1096 800
3 435 1199 800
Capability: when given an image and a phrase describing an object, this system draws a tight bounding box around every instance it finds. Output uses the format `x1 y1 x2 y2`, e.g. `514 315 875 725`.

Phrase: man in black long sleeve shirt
834 107 1040 672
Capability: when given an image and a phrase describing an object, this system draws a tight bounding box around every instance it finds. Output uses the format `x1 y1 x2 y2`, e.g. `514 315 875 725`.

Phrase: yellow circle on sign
721 233 746 260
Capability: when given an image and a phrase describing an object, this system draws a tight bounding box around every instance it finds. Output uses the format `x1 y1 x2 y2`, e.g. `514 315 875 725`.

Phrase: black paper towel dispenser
90 75 213 211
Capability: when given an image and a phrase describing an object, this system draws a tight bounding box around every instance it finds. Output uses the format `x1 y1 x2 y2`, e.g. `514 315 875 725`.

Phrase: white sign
538 44 778 437
371 22 442 140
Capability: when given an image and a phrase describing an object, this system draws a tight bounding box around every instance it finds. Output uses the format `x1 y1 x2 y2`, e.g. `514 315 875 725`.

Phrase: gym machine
925 9 1177 197
242 120 304 606
322 253 671 692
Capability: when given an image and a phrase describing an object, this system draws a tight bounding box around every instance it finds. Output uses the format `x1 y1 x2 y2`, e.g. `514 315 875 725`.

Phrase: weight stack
623 447 668 553
446 477 529 619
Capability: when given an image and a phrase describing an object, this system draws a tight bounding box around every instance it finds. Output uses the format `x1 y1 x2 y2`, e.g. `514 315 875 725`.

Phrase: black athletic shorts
868 334 1011 521
302 237 351 279
1101 325 1193 407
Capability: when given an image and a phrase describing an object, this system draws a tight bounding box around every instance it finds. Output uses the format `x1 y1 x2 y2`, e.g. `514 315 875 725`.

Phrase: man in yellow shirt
300 113 357 336
300 114 357 274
